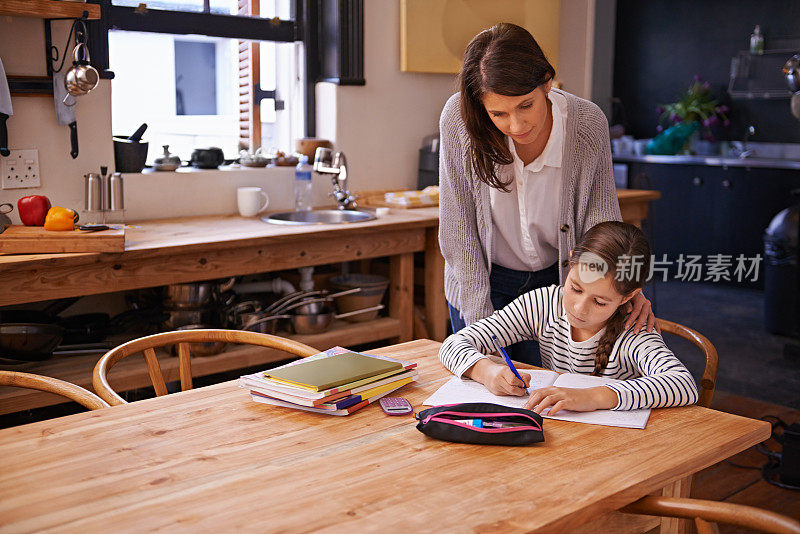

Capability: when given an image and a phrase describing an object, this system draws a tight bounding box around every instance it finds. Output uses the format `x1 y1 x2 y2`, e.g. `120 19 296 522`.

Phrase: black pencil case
415 402 544 446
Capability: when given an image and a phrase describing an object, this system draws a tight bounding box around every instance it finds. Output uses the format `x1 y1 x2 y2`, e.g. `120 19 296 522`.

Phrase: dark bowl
0 323 65 362
113 137 149 173
190 147 225 169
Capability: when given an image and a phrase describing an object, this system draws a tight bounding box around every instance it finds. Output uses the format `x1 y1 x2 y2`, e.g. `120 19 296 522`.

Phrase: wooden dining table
0 339 769 533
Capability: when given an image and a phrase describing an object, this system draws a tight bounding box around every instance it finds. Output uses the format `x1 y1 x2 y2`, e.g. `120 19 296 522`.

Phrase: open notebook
423 370 651 429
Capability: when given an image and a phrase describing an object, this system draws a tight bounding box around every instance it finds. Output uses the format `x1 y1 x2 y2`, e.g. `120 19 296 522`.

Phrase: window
107 0 303 164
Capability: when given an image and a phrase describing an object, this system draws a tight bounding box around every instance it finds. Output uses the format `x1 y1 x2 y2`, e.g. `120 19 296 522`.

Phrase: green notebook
264 351 403 392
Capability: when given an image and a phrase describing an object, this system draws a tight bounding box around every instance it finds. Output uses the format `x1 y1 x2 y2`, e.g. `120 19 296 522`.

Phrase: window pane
111 0 287 18
109 28 303 165
175 41 217 115
110 31 240 163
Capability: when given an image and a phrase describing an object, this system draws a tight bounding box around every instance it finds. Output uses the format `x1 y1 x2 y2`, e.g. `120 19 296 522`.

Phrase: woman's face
481 80 552 146
562 266 638 335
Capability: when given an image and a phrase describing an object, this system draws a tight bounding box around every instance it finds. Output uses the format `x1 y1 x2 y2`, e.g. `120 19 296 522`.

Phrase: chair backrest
0 371 109 410
93 329 320 406
657 318 718 408
622 495 800 534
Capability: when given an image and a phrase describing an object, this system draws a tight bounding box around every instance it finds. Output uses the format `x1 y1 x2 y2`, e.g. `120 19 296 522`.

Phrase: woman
439 23 655 366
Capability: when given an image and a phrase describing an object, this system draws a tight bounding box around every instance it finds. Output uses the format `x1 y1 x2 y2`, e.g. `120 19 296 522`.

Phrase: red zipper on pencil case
423 410 542 432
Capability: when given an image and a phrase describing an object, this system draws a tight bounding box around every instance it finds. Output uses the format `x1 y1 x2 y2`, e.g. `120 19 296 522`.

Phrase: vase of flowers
646 75 730 156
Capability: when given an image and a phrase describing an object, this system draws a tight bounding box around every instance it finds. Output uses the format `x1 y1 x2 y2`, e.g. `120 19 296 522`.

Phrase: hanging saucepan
64 42 99 98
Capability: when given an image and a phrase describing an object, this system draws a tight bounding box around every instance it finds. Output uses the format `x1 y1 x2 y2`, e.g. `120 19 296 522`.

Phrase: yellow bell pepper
43 206 78 231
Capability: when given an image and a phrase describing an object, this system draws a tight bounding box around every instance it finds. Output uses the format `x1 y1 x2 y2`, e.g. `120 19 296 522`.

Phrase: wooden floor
694 391 800 533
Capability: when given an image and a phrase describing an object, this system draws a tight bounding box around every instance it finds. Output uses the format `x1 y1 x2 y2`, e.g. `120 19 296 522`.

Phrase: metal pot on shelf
167 324 228 356
290 304 384 335
243 314 290 335
165 278 236 308
782 55 800 120
190 147 225 169
261 288 361 317
153 145 182 171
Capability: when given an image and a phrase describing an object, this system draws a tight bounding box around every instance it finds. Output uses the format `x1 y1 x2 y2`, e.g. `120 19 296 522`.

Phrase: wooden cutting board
357 191 438 209
0 225 126 253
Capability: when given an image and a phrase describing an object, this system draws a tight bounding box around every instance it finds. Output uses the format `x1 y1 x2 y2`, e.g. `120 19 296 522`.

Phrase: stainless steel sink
262 209 376 225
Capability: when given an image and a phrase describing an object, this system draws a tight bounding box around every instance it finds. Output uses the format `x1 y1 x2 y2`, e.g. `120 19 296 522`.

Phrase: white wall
0 17 115 221
557 0 617 119
316 0 457 192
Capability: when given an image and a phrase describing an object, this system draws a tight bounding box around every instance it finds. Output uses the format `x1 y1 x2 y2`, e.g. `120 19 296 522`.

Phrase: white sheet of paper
423 375 651 429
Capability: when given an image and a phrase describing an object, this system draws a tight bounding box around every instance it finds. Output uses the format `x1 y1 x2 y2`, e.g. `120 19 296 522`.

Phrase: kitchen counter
0 209 445 415
614 154 800 170
0 208 445 340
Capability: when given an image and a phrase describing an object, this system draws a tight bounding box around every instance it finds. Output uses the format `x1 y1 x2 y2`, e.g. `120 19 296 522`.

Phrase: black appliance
418 134 439 189
764 201 799 335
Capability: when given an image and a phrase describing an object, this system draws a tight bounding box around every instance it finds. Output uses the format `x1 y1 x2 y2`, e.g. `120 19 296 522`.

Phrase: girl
438 221 698 415
439 22 656 368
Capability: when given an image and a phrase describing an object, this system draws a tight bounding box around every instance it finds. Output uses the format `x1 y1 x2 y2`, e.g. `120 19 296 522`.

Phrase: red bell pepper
17 195 51 226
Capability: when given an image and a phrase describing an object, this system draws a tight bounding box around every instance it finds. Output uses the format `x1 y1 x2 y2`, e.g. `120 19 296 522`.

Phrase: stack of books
239 347 418 416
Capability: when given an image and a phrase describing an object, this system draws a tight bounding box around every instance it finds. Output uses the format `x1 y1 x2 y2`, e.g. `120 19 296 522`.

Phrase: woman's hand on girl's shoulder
624 292 660 334
523 386 618 415
466 359 530 396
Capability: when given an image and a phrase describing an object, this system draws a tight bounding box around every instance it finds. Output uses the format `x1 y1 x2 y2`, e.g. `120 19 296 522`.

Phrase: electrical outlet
2 149 41 189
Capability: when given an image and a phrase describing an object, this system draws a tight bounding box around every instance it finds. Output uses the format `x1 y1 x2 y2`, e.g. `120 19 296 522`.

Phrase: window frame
84 0 363 137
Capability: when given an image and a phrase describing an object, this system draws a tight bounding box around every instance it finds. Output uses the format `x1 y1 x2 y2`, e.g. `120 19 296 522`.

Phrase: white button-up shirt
490 90 567 272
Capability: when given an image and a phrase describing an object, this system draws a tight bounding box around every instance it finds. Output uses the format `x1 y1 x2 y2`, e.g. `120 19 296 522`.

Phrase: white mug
237 187 269 217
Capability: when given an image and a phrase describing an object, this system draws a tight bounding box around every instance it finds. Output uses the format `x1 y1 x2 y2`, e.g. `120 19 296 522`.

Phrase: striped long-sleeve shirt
438 285 699 410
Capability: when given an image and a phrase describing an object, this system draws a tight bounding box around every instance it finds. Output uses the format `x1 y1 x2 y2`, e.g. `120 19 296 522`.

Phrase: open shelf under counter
0 0 101 19
0 317 401 416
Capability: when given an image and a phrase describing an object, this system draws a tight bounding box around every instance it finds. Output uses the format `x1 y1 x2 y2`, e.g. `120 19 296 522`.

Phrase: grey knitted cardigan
438 88 622 325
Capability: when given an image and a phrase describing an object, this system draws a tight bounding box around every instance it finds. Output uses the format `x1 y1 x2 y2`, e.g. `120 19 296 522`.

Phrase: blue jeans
448 262 560 367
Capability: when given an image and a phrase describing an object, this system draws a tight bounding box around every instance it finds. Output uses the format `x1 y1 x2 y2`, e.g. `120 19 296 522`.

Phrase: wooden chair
622 495 800 534
0 371 109 410
657 318 718 408
93 329 320 406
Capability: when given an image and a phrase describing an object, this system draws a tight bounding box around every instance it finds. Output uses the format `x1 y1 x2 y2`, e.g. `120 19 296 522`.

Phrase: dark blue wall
613 0 800 143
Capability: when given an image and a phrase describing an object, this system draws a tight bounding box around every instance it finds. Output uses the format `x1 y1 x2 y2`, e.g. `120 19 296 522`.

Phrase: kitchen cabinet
628 162 800 287
0 212 446 416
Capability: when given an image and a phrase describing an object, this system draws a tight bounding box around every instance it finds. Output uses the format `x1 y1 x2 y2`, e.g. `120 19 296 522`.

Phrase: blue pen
491 335 527 389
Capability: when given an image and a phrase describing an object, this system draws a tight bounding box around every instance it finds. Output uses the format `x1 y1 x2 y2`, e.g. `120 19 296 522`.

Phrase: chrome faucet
313 148 356 210
740 125 756 159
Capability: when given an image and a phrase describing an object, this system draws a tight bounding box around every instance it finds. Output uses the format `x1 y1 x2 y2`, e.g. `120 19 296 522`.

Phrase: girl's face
562 267 639 335
481 80 553 146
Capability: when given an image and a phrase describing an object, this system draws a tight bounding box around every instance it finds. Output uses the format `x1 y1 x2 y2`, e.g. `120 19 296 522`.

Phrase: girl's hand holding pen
466 359 530 396
523 386 618 415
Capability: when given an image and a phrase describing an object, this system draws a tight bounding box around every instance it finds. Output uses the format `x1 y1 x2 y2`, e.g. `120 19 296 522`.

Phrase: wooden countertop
0 189 658 270
0 208 440 271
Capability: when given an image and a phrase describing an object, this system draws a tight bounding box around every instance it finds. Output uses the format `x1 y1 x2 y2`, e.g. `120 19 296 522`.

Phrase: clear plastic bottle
294 155 313 211
750 25 764 55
